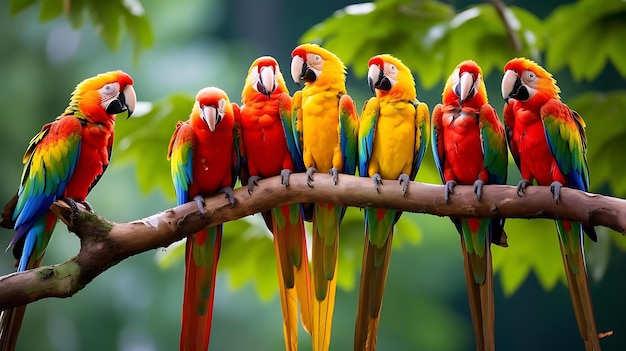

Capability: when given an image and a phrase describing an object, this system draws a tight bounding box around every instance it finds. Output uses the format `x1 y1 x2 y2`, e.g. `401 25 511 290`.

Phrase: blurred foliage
10 0 153 61
3 0 626 350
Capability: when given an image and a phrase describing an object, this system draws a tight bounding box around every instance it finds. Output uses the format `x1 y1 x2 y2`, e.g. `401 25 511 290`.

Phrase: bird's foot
372 173 382 193
516 179 531 197
280 169 292 188
398 174 411 197
193 195 206 217
221 187 235 208
550 181 563 204
473 179 485 201
60 197 80 224
247 176 261 195
306 167 317 188
329 167 339 185
444 180 457 204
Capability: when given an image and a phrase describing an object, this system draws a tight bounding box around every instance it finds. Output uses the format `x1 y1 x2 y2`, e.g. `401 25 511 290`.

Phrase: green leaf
38 0 63 22
124 11 154 64
66 0 86 29
10 0 37 15
493 219 564 296
546 0 626 81
89 0 122 51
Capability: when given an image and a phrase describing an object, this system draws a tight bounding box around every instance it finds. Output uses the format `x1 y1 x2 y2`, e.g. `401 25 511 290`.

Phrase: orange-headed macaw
355 54 430 351
237 56 312 350
168 87 239 351
0 71 136 350
289 43 359 351
432 60 508 351
501 57 599 350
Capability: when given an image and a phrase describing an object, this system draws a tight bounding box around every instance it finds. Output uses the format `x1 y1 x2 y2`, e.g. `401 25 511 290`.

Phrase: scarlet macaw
237 56 311 350
355 54 430 351
501 57 599 350
289 43 359 351
168 87 239 351
432 60 508 351
0 71 136 350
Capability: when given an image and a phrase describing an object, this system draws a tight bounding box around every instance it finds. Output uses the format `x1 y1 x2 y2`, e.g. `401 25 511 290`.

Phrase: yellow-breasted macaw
289 43 359 351
356 54 430 351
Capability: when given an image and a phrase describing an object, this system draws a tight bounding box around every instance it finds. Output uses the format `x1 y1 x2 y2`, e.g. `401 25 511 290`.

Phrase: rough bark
1 173 624 309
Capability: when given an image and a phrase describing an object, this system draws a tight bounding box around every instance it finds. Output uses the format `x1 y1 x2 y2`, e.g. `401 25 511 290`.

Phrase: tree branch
1 173 625 309
490 0 523 52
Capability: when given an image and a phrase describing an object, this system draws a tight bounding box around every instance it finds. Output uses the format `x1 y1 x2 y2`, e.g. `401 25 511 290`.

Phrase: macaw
355 54 430 351
168 87 239 351
501 57 599 350
237 56 311 351
289 43 359 351
0 71 136 350
432 60 508 351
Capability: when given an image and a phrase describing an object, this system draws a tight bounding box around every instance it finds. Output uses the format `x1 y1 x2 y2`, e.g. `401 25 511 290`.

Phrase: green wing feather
357 97 379 178
338 94 359 175
541 99 589 191
412 100 431 180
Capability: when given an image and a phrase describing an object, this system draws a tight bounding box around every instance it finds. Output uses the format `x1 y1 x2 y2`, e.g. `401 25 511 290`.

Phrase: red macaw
237 56 312 350
501 57 599 350
0 71 136 350
432 60 508 351
355 54 430 351
168 87 239 351
290 43 359 351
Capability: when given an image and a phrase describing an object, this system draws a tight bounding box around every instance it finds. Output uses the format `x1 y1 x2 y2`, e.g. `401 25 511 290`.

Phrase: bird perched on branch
168 87 240 351
502 57 600 350
289 43 359 351
0 70 136 350
432 60 508 351
355 53 430 351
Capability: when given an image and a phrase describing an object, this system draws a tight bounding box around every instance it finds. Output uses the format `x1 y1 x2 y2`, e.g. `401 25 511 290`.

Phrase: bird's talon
247 176 261 195
329 168 339 185
550 181 563 204
398 174 410 197
516 179 531 197
193 195 206 216
306 167 317 188
60 197 80 224
280 169 292 188
473 179 485 201
221 187 235 208
372 174 382 193
444 180 457 204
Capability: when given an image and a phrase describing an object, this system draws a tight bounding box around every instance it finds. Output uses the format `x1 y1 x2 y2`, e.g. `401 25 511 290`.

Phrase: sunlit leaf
493 219 564 295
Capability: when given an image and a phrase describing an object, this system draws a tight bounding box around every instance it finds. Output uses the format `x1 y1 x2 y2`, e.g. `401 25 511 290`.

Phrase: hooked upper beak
501 70 527 103
200 104 221 132
257 66 275 98
290 55 305 87
458 71 474 104
367 64 382 95
105 85 137 119
367 64 391 94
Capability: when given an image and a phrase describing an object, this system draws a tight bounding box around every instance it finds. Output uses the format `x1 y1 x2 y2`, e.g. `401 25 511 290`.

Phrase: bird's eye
389 64 397 72
314 55 321 62
522 70 536 82
103 84 113 91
